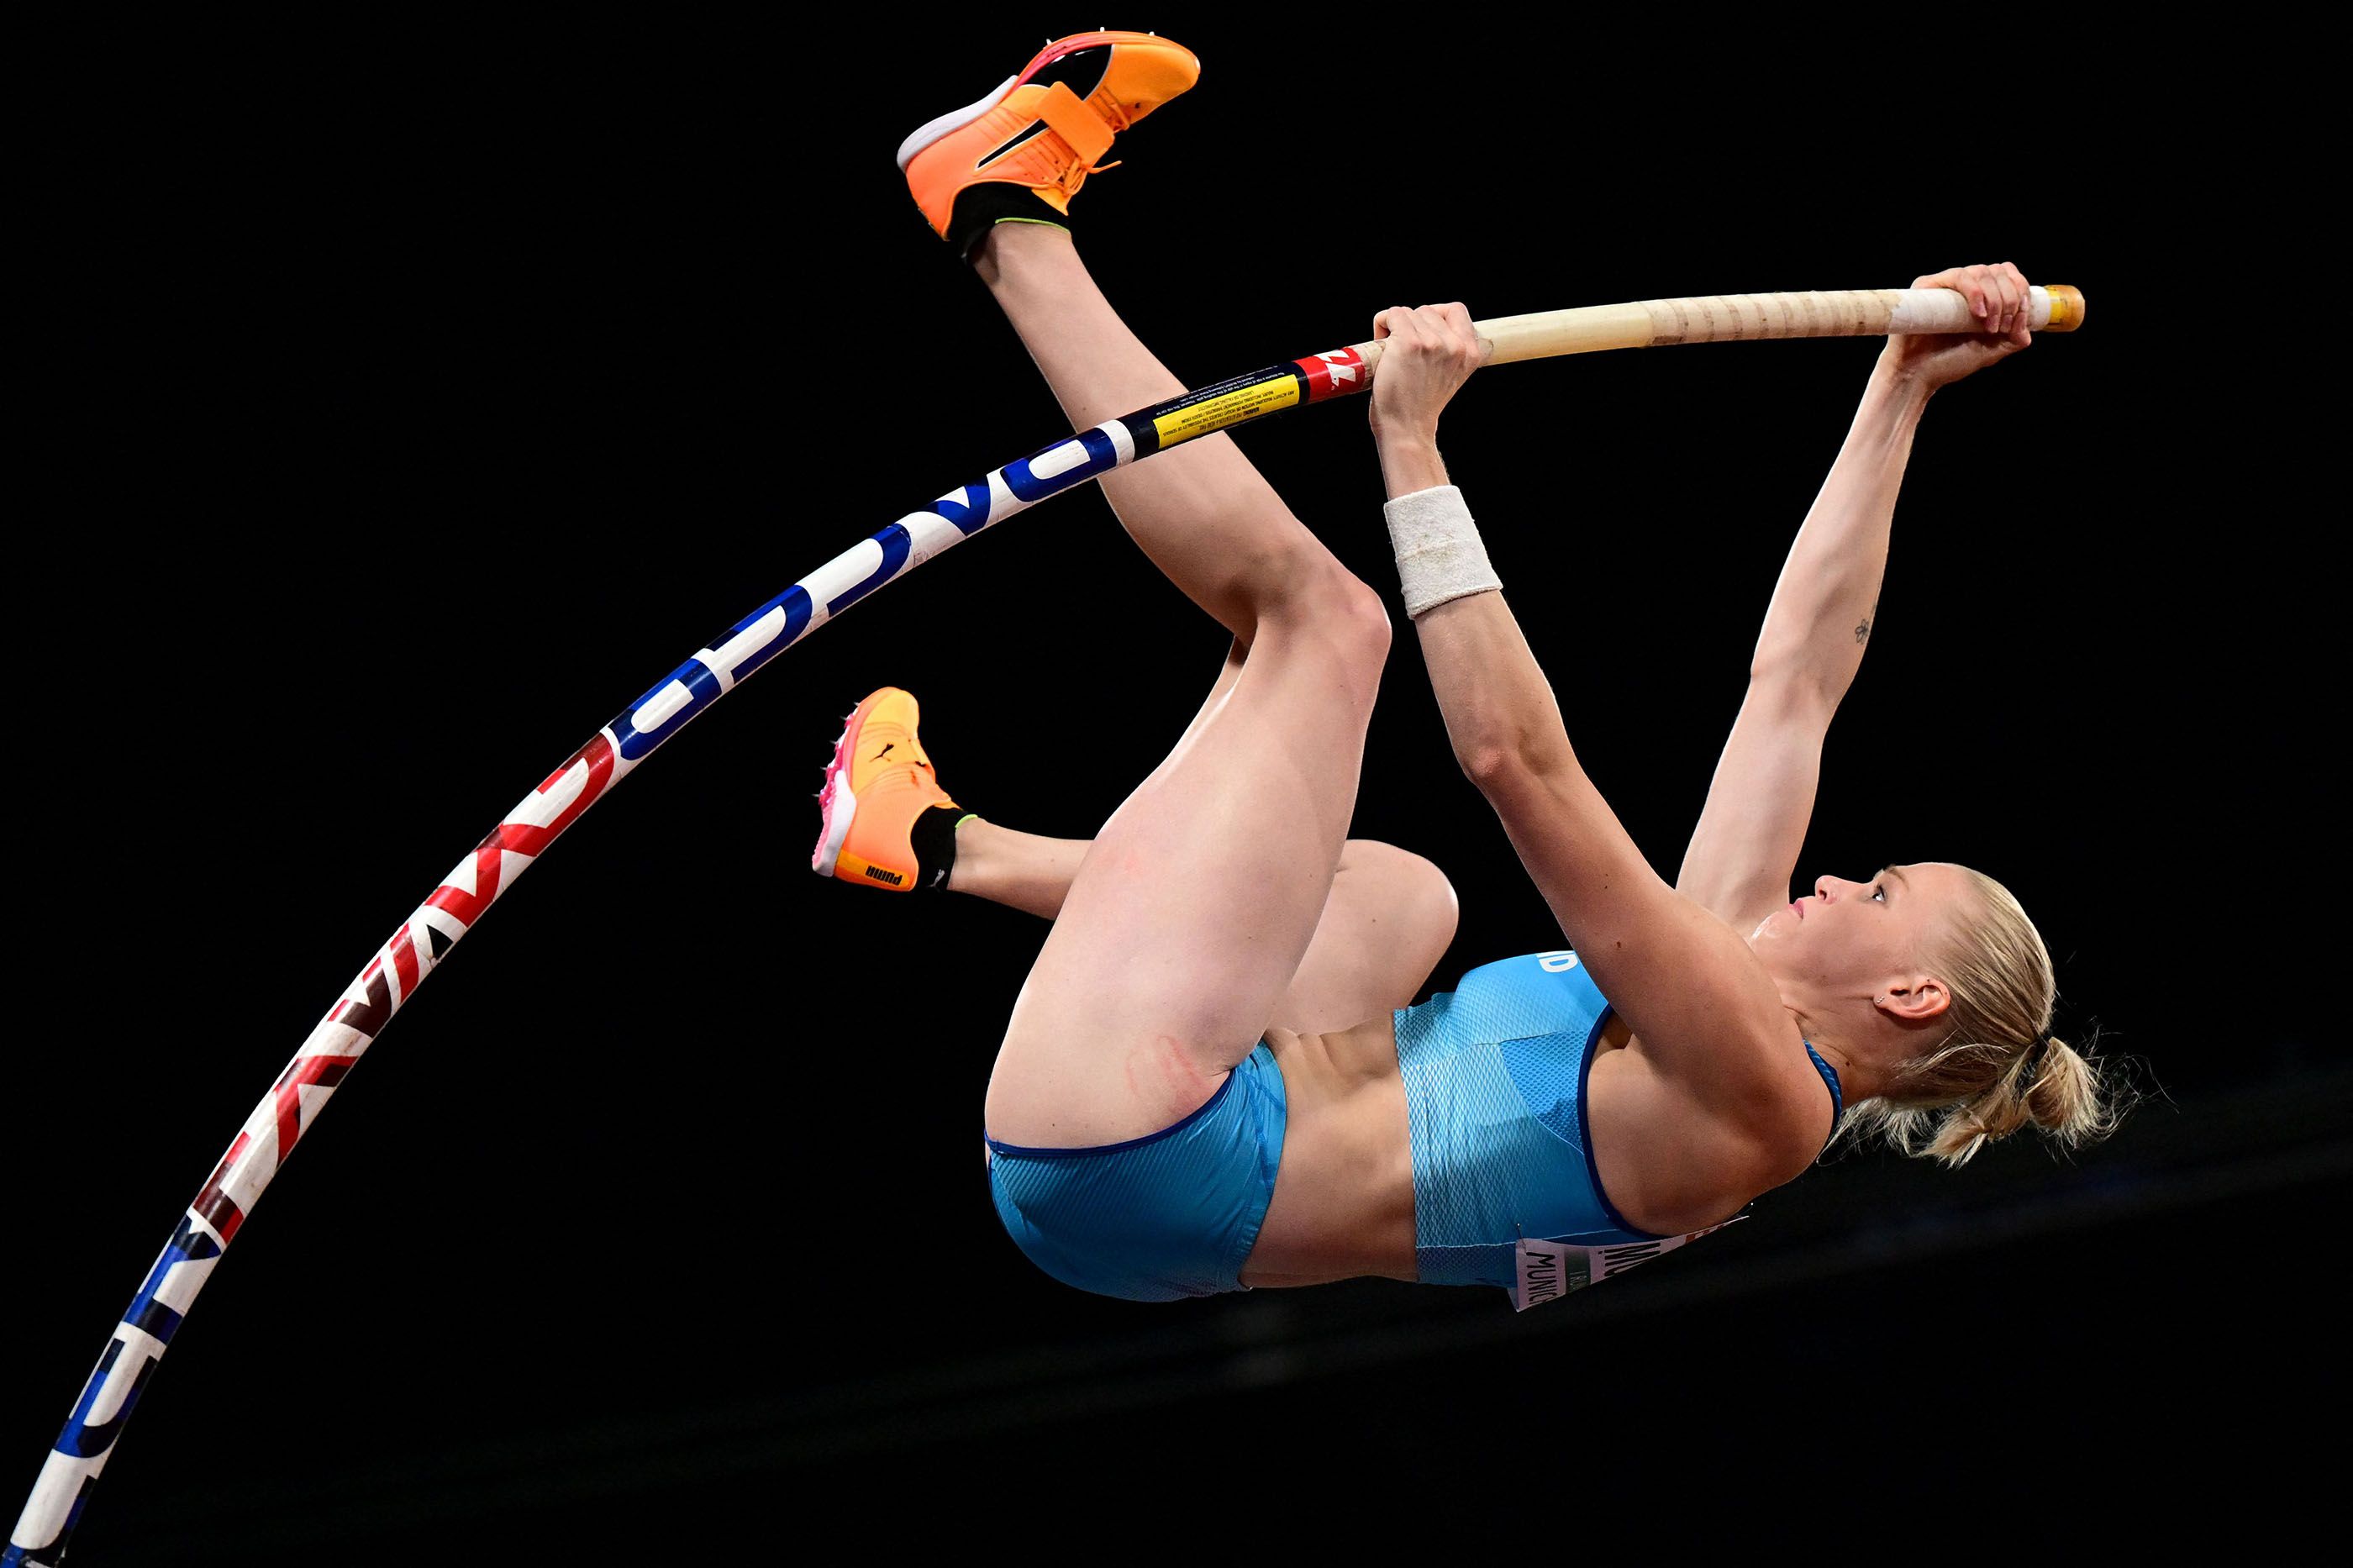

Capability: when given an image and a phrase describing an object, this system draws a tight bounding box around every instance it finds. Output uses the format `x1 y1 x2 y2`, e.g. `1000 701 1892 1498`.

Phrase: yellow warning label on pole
1150 374 1301 448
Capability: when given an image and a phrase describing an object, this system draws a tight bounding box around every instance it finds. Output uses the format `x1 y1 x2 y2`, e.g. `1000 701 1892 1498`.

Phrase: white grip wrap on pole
1355 283 2086 371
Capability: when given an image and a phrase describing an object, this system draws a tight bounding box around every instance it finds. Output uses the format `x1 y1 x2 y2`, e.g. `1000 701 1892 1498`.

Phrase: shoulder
1590 929 1810 1123
1588 1030 1832 1230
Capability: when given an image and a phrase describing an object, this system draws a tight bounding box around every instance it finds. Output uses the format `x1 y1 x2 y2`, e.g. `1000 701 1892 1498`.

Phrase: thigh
1272 841 1458 1036
1137 646 1455 1034
983 579 1389 1148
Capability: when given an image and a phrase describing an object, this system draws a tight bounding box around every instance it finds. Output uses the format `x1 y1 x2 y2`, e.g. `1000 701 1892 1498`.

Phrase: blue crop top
1392 949 1842 1308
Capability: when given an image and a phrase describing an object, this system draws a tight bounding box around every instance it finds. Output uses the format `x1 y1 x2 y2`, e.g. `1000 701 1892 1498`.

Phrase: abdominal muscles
1238 1018 1419 1286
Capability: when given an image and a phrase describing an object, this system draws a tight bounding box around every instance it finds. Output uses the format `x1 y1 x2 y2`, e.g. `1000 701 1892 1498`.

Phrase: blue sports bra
1392 948 1843 1308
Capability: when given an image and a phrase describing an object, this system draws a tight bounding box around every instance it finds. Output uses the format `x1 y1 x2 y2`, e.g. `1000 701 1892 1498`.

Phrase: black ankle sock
948 182 1069 260
908 803 971 890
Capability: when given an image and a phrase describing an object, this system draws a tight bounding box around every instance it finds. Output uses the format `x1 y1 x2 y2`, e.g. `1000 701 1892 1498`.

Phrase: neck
1791 1014 1887 1102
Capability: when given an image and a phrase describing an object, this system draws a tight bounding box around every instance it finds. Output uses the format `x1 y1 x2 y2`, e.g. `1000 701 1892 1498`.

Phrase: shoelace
1040 145 1119 186
1020 91 1124 184
1089 93 1136 160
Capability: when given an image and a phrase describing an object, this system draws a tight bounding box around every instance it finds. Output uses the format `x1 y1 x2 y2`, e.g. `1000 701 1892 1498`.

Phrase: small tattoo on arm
1855 598 1877 645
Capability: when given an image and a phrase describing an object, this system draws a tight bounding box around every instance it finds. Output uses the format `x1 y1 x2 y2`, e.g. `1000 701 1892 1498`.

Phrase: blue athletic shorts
984 1040 1288 1302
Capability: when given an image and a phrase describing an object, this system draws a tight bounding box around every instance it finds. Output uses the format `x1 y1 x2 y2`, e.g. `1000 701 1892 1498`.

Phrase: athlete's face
1749 861 1974 1008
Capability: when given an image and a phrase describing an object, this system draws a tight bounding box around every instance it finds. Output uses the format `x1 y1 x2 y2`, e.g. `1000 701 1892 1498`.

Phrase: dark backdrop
18 18 2334 1561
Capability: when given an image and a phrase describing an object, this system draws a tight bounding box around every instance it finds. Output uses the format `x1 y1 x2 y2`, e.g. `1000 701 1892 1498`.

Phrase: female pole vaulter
813 30 2119 1308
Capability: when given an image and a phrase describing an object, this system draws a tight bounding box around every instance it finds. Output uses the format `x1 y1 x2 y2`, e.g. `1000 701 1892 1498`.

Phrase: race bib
1510 1217 1745 1312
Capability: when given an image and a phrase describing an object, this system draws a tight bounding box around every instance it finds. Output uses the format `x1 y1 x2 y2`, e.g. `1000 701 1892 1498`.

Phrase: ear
1874 975 1952 1027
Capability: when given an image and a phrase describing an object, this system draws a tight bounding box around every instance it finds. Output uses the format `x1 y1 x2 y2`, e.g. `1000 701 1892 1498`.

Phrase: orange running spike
813 687 960 891
898 30 1200 240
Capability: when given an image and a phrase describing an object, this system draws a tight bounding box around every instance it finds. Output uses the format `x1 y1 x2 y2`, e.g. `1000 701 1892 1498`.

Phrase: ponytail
1837 871 2129 1167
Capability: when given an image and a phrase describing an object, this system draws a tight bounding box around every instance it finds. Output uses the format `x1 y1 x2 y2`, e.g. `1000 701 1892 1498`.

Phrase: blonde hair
1838 867 2125 1168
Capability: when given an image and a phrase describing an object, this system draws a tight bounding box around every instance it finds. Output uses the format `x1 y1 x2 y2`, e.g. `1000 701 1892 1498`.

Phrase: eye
1871 884 1887 902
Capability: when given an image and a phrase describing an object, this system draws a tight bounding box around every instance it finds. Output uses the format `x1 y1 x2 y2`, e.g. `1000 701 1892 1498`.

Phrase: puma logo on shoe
864 864 905 886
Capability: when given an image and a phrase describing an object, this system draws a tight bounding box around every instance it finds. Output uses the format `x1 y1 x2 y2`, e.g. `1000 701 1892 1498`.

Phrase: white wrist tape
1383 483 1500 618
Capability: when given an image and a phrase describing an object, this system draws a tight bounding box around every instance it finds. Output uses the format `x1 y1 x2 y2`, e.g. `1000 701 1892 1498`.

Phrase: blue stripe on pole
612 657 726 762
57 1341 157 1460
826 524 913 615
120 1218 218 1345
717 585 813 685
1002 426 1121 502
930 481 994 535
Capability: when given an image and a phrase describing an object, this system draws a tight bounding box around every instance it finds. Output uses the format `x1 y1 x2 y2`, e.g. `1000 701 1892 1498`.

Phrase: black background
16 17 2335 1561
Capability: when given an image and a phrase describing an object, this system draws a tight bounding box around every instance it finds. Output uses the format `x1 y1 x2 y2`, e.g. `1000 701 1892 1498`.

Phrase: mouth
1790 900 1807 921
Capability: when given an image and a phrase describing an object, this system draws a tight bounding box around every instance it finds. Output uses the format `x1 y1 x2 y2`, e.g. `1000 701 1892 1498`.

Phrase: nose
1813 876 1847 902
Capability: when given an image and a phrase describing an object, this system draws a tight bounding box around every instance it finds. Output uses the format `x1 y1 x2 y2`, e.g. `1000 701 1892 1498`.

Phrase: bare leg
974 224 1392 1146
972 229 1331 645
952 645 1455 1030
958 823 1455 1034
951 639 1251 920
949 821 1089 921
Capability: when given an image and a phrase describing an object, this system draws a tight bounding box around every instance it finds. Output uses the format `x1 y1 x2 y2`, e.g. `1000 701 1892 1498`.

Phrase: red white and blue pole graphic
11 278 2084 1559
3 343 1371 1565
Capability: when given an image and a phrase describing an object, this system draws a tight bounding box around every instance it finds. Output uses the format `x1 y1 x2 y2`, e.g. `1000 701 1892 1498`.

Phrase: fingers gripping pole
6 279 2083 1564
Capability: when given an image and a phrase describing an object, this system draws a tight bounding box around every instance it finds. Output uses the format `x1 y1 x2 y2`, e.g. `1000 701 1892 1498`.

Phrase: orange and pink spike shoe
898 30 1200 251
813 687 966 891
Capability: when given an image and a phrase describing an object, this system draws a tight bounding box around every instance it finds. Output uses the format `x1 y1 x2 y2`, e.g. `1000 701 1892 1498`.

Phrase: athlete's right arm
1371 313 1797 1125
1406 585 1798 1121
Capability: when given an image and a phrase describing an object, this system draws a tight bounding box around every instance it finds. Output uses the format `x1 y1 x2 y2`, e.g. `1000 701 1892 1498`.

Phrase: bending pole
6 279 2084 1564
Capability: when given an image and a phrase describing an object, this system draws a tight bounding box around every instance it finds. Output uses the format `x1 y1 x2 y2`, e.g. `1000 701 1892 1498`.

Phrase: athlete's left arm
1677 261 2037 934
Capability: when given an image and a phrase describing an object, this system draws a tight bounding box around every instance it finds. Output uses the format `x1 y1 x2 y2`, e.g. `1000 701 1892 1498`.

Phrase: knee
1398 848 1460 965
1267 560 1390 682
1340 840 1459 974
1333 571 1394 659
